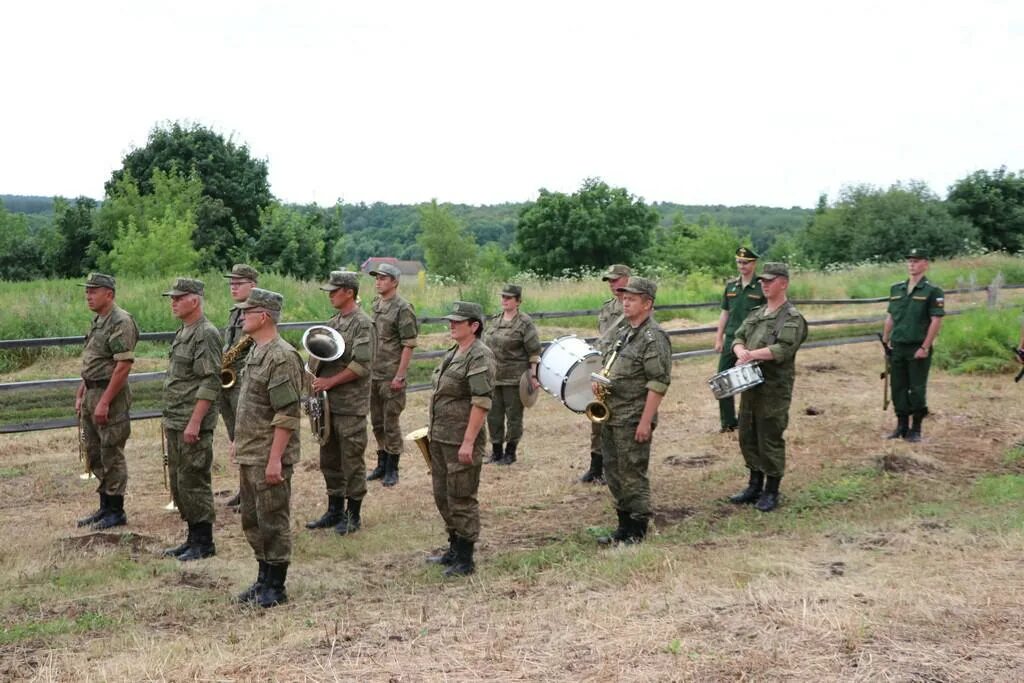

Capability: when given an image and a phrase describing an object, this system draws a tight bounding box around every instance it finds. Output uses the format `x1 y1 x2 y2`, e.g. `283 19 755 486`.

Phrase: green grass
971 474 1024 505
0 611 118 645
1003 446 1024 466
933 307 1021 374
787 469 881 512
0 466 26 479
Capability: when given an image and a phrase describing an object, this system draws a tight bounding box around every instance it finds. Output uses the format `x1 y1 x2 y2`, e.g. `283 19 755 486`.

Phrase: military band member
231 289 303 608
593 277 672 545
580 263 632 484
220 263 259 509
306 271 376 535
367 262 419 487
881 249 944 443
730 263 808 512
483 284 542 465
75 273 139 530
425 301 496 577
714 247 764 432
160 278 223 561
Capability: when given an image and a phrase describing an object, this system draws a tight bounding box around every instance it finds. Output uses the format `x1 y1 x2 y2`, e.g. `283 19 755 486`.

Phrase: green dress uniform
887 277 945 426
717 276 764 429
483 308 542 462
219 307 245 440
369 292 419 483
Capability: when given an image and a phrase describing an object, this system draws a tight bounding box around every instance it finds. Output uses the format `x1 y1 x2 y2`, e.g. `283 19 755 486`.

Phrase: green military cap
616 276 658 300
736 246 760 261
368 262 402 280
500 284 523 298
601 264 632 281
235 287 284 312
320 270 360 292
906 248 929 260
79 272 116 290
442 300 485 323
222 263 259 282
162 277 205 297
759 262 790 280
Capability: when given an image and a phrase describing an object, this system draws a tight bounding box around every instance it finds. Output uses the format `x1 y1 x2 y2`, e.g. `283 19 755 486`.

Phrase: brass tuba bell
301 325 346 446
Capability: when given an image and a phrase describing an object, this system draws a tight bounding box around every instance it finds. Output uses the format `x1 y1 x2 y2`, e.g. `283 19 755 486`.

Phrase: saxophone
585 332 627 424
220 335 254 389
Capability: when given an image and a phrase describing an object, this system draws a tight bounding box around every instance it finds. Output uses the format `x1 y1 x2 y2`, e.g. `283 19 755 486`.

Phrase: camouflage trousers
716 344 739 429
601 423 653 521
165 428 215 524
589 421 603 457
370 379 407 454
239 463 293 564
81 387 131 496
319 413 368 499
738 386 792 478
429 440 483 542
218 384 240 441
890 342 932 417
487 385 525 444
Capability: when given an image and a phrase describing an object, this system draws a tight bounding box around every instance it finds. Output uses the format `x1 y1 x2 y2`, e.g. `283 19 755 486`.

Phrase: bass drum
538 335 604 413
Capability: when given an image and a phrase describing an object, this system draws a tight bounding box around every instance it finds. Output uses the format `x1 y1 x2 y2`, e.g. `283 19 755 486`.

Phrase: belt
84 379 110 389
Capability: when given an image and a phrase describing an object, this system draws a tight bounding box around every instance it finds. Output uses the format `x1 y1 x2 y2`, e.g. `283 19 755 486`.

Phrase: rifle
876 333 892 411
1012 346 1024 383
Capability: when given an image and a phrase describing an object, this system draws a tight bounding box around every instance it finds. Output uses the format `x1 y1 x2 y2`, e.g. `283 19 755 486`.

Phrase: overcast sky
3 1 1022 208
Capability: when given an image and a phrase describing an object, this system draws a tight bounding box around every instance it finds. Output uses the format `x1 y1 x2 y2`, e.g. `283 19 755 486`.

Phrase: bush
933 307 1021 375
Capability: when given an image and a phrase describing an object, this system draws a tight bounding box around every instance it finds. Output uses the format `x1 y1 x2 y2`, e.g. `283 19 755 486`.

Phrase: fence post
988 272 1004 308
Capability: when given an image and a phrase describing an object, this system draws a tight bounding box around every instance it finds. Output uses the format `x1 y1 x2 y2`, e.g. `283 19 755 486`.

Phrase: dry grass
2 343 1024 681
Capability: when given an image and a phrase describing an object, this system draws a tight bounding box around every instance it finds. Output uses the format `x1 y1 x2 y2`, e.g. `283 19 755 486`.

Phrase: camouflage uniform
887 275 945 419
717 275 764 429
483 305 542 445
219 307 245 440
370 293 419 453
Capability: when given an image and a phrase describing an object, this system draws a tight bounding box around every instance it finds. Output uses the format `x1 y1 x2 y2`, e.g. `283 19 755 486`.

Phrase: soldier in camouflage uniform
593 277 672 545
882 248 945 443
220 264 259 509
730 263 808 513
426 301 496 577
75 273 140 531
366 262 419 487
580 264 632 484
160 278 223 561
714 247 764 432
483 284 542 466
231 289 303 608
306 271 376 535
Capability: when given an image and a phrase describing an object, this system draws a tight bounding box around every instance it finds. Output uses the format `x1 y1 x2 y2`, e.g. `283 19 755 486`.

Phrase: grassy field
1 342 1023 680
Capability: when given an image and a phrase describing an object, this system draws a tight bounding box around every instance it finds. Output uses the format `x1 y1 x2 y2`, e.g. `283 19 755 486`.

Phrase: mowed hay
1 342 1024 680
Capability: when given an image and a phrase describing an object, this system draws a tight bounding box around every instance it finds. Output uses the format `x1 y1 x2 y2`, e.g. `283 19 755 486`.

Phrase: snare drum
538 336 604 413
707 363 763 399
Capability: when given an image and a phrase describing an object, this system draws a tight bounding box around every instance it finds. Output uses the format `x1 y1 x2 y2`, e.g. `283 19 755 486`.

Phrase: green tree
49 196 97 277
947 166 1024 253
644 212 746 278
417 200 477 282
254 202 328 280
0 200 45 281
515 178 658 276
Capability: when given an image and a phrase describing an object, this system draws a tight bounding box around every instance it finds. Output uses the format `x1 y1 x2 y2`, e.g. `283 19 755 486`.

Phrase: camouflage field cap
223 263 259 282
235 288 284 312
369 262 402 280
616 276 658 300
759 262 790 280
736 246 760 261
80 273 116 290
320 270 360 292
500 284 523 298
906 248 930 260
162 277 205 297
442 300 485 323
601 264 632 281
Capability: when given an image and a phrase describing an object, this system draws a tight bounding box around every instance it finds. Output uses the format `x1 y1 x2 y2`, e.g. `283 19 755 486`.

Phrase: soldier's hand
390 376 406 391
635 420 652 443
529 376 541 391
311 377 331 393
184 420 200 444
713 338 723 353
913 346 929 360
457 442 474 465
75 397 82 417
93 400 110 426
265 460 283 485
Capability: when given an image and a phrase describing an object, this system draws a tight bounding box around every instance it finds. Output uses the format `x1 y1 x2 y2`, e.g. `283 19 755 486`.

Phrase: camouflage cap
601 264 632 281
320 270 360 292
368 262 402 280
500 284 523 298
442 300 485 323
222 263 259 282
162 277 205 297
759 262 790 280
906 248 930 260
80 273 116 290
616 276 658 300
736 246 760 261
235 287 284 312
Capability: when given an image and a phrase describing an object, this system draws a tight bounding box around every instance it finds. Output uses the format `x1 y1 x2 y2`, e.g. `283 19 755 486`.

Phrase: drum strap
765 301 795 345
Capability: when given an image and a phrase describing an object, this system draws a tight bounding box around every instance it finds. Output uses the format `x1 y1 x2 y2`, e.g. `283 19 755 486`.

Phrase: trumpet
405 427 432 473
221 335 254 389
301 325 346 446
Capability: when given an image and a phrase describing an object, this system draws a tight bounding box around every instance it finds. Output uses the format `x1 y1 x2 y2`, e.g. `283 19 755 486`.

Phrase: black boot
426 532 457 565
258 562 289 608
366 450 387 481
755 476 782 512
334 498 362 535
486 443 504 464
382 452 400 487
163 523 194 557
306 495 345 529
887 414 909 440
178 521 216 561
579 452 605 484
598 509 632 545
443 537 475 577
77 493 107 528
623 517 648 545
235 560 268 604
226 491 241 508
498 441 518 465
729 470 765 504
906 414 924 443
92 494 127 529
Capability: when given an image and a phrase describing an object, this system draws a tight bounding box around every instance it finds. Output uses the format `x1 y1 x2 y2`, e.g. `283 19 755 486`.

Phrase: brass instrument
301 325 346 446
585 333 627 424
221 334 255 389
405 427 432 473
161 426 176 511
76 414 95 480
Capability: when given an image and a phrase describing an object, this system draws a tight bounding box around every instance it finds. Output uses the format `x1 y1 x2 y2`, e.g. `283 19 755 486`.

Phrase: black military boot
178 522 216 561
163 523 194 557
235 560 268 604
906 414 924 443
499 440 518 465
382 453 400 487
426 532 457 565
258 562 289 608
755 476 782 513
334 498 362 535
306 495 345 529
579 452 605 484
443 537 475 577
92 494 127 529
77 493 107 528
623 517 649 545
598 510 632 546
887 414 909 440
486 443 504 464
729 470 765 504
225 491 241 508
366 450 387 481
